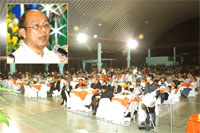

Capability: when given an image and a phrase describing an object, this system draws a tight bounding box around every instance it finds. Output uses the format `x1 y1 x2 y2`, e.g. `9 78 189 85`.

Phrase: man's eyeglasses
25 24 51 31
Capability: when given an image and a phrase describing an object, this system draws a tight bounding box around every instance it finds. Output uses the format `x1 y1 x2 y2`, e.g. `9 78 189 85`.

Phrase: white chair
187 88 196 97
24 85 29 98
71 82 78 89
83 93 92 106
96 98 112 120
60 79 66 90
24 85 37 98
82 93 93 112
52 90 60 96
7 81 13 89
38 85 48 98
65 91 72 108
109 100 126 123
29 86 38 98
12 84 21 93
69 93 85 111
165 90 180 104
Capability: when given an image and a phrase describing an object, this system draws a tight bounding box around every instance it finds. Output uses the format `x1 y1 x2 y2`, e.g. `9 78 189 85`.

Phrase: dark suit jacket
90 82 101 89
50 81 61 92
125 87 134 92
61 85 72 100
144 83 157 95
62 85 72 93
100 89 113 100
111 85 122 94
101 85 112 90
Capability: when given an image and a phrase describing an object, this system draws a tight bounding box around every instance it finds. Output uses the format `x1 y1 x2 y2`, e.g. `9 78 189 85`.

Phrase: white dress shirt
12 42 60 63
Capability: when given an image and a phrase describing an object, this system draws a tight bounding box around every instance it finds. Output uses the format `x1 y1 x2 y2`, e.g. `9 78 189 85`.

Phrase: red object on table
31 84 42 90
181 83 190 87
186 114 200 133
71 90 98 101
71 90 88 101
160 89 165 93
17 82 24 87
47 84 52 87
112 97 141 107
13 80 17 84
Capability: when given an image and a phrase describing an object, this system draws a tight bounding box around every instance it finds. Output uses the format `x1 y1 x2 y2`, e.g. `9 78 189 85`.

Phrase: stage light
93 34 98 38
127 39 138 49
74 26 79 31
139 34 144 39
77 33 87 43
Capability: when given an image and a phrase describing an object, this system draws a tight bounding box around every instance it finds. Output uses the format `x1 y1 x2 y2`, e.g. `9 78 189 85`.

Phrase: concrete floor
0 91 199 133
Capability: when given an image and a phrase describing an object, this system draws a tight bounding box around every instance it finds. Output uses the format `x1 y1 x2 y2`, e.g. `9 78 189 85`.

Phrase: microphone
8 54 15 63
53 45 68 57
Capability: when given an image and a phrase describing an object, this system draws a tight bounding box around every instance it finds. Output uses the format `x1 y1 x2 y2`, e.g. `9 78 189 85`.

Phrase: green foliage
0 110 10 127
0 87 14 126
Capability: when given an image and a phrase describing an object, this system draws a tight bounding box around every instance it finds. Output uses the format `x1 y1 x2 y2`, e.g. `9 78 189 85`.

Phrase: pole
148 48 151 57
97 43 102 72
45 64 49 72
127 47 130 68
10 64 16 75
173 47 176 66
82 62 86 72
58 64 65 75
170 94 173 133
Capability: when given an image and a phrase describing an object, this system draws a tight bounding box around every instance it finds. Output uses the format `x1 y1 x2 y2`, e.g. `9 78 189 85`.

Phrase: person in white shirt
11 10 60 63
181 77 197 97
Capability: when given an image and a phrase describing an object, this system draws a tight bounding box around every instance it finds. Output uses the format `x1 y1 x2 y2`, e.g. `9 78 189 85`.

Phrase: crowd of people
0 65 199 131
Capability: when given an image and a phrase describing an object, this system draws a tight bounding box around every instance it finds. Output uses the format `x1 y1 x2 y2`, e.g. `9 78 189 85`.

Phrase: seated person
49 76 61 96
75 79 87 89
125 81 134 92
90 79 101 89
100 85 114 100
93 86 113 115
158 77 168 88
60 81 72 105
101 80 112 90
160 86 170 104
184 74 192 83
177 73 184 83
169 74 176 82
181 77 197 97
169 80 181 103
111 81 122 94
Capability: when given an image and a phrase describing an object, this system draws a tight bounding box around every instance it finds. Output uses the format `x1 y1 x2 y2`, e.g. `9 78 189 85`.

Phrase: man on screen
12 10 60 63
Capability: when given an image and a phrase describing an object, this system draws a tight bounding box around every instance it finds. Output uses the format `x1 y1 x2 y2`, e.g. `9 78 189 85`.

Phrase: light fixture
93 34 98 38
74 26 79 31
77 33 88 43
139 34 144 39
127 39 138 49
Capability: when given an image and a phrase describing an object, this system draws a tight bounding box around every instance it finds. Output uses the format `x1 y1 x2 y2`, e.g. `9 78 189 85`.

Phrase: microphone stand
145 105 157 133
170 92 173 133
